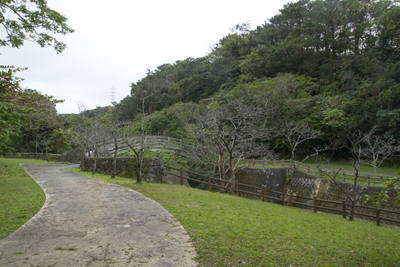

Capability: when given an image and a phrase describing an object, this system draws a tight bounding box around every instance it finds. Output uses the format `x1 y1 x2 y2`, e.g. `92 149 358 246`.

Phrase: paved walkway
0 164 197 266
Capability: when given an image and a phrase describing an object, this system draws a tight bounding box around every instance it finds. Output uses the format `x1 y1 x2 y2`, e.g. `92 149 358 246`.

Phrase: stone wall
81 157 168 182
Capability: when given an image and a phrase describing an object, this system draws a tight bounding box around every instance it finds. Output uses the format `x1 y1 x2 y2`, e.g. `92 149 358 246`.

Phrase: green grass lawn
302 158 400 175
69 168 400 267
0 158 52 240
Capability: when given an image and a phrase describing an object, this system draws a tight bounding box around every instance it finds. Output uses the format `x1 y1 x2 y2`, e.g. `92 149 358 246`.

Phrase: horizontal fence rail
240 159 393 187
164 164 400 227
102 136 194 156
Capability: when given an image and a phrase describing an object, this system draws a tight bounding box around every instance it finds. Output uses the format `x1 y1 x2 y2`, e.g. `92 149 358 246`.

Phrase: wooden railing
164 164 400 227
103 136 193 155
240 159 393 187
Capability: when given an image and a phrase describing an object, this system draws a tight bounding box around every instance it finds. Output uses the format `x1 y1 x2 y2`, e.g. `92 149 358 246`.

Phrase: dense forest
113 0 400 152
3 0 400 163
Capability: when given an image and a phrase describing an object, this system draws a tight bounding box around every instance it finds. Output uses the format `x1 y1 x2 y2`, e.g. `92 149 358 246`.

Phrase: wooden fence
164 164 400 227
102 136 193 156
240 159 393 187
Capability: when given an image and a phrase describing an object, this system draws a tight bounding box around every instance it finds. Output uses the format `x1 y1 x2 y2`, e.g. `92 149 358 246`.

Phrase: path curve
0 164 197 266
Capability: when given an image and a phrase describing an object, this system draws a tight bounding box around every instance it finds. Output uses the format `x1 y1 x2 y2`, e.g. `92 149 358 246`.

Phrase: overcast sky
1 0 294 114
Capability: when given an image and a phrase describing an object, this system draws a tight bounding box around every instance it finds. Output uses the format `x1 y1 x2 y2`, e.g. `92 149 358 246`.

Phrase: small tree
187 96 273 193
345 129 364 185
364 175 400 207
124 94 153 183
361 132 399 177
317 166 357 221
278 122 322 162
103 117 124 178
69 103 91 171
86 120 107 175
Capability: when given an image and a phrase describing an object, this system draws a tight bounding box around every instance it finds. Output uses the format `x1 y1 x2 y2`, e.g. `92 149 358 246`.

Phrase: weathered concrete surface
0 164 197 266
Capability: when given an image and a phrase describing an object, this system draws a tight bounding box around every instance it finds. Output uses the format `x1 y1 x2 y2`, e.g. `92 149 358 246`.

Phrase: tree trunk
92 149 97 175
111 144 118 178
220 152 226 193
349 201 355 221
229 151 235 194
80 146 86 171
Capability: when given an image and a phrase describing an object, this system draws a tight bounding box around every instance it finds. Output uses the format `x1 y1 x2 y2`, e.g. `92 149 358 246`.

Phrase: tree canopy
0 0 74 52
109 0 400 156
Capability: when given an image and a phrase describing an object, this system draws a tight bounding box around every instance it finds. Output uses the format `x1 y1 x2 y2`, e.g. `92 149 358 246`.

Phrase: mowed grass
68 168 400 267
0 158 49 240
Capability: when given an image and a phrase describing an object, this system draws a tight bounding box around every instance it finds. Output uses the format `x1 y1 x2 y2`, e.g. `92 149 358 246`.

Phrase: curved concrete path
0 164 197 266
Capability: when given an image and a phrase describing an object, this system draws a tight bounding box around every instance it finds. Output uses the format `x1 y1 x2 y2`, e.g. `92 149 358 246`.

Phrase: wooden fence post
367 175 370 187
180 167 183 186
273 159 276 168
376 208 381 226
282 159 284 167
235 180 239 196
207 175 211 191
289 192 293 207
343 172 346 182
263 159 265 168
342 201 346 218
313 197 317 213
262 187 266 202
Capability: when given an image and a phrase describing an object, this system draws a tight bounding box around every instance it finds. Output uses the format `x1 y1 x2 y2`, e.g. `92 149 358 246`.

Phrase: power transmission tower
110 86 116 103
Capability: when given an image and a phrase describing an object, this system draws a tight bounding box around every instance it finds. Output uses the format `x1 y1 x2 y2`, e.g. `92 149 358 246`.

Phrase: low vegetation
0 158 48 240
69 167 400 267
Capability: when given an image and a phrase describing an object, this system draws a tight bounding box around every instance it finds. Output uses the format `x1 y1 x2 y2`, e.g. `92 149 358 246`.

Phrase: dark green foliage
84 0 400 157
0 0 74 52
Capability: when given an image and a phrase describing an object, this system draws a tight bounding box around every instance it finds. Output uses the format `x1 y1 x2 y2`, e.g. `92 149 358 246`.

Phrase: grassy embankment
69 168 400 267
1 157 399 266
0 158 52 240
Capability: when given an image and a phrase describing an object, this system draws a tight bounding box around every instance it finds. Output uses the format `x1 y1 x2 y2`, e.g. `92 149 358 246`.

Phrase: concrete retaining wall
236 167 400 225
236 167 287 204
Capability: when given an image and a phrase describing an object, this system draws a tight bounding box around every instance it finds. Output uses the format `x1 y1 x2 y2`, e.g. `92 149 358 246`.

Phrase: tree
0 66 62 154
0 0 74 52
103 117 124 179
345 129 364 185
186 106 229 185
86 119 107 175
364 175 400 208
48 128 71 154
188 95 273 193
278 122 322 161
361 132 399 177
123 94 153 183
318 166 357 221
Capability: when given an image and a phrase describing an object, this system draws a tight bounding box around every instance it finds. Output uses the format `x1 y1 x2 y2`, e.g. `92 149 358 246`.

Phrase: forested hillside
5 0 400 160
113 0 399 146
